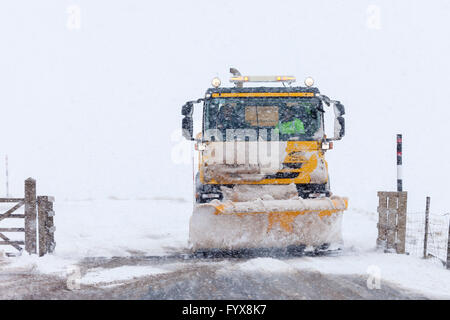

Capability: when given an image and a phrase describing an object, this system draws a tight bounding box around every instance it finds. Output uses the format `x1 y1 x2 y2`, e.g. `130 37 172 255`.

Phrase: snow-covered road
1 198 449 299
0 256 427 299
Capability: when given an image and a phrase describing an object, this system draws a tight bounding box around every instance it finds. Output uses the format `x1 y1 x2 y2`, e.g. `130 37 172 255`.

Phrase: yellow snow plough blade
189 196 348 251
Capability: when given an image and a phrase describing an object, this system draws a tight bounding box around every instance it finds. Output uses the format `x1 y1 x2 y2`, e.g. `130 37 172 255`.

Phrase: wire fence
405 211 449 265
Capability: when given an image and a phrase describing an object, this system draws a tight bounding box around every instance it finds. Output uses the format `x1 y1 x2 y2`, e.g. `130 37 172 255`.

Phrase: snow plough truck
181 68 348 255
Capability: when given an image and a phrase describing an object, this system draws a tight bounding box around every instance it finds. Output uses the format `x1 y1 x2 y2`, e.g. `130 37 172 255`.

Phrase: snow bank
5 254 78 275
79 265 172 286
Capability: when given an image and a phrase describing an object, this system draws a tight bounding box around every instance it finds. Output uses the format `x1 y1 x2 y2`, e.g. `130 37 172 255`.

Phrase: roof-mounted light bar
230 75 296 86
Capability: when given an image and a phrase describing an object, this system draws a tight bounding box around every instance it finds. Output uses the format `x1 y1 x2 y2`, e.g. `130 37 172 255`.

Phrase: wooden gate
377 191 407 253
0 178 55 257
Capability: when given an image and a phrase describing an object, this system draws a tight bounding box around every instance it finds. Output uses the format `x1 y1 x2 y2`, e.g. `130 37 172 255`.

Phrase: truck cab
181 69 345 203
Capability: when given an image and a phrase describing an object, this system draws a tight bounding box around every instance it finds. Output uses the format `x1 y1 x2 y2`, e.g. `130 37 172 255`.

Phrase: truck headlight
211 77 221 88
304 77 314 87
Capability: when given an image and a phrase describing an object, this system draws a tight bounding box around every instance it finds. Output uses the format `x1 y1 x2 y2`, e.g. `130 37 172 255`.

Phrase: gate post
396 192 407 254
38 196 56 256
24 178 37 254
46 197 55 254
447 222 450 270
424 197 430 258
386 196 397 251
377 192 388 248
377 191 407 253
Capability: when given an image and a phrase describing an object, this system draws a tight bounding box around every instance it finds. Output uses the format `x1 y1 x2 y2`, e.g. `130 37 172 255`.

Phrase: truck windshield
204 97 323 141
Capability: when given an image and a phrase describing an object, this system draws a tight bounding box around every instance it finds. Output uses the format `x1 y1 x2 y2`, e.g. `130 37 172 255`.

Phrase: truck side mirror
334 102 345 117
334 116 345 139
181 102 194 140
333 102 345 140
182 117 194 140
182 102 193 117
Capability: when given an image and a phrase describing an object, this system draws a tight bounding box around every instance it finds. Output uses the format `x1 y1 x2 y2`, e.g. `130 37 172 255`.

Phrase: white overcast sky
0 0 449 212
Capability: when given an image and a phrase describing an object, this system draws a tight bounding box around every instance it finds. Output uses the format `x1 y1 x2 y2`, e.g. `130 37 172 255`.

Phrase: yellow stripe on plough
211 199 348 233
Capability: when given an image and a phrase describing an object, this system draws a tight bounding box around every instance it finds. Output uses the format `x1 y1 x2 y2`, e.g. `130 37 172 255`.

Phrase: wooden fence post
46 197 55 254
24 178 36 254
38 196 46 257
424 196 430 259
396 192 407 254
38 196 56 256
446 221 450 270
